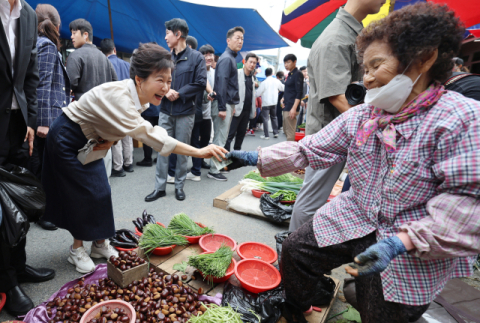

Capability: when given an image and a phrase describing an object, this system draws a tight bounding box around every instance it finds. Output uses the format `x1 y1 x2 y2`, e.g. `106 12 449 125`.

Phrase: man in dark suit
0 0 55 316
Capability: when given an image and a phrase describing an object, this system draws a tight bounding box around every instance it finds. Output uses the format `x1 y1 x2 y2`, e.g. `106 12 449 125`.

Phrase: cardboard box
107 260 149 288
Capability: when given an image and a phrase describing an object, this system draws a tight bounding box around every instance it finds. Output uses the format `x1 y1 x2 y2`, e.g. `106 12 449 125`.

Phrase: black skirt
42 113 115 241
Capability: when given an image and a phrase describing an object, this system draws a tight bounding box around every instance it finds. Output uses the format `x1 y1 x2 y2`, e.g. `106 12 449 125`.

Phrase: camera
345 81 367 106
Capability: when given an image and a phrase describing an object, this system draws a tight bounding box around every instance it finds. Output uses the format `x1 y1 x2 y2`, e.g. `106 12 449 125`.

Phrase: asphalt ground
0 129 350 321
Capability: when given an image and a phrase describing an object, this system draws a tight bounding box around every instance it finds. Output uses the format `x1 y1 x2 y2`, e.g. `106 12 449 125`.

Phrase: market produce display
110 230 139 249
132 210 157 233
271 190 297 201
139 223 188 253
44 268 212 323
187 303 249 323
297 122 306 129
109 251 145 271
294 169 306 175
239 179 302 195
86 306 131 323
243 170 303 184
168 213 214 237
187 245 234 285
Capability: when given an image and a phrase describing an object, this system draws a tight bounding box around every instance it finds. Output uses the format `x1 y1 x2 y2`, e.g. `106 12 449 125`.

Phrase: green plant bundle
298 122 306 129
187 303 244 323
139 223 188 253
240 179 303 194
188 245 233 284
243 170 267 182
168 213 215 236
271 190 297 201
267 173 304 184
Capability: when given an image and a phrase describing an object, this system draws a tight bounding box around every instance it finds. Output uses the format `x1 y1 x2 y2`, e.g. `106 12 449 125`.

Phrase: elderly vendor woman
227 3 480 323
42 43 225 274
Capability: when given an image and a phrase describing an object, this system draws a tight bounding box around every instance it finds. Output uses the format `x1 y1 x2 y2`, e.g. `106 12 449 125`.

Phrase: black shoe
136 159 153 167
17 265 55 283
111 169 126 177
154 157 157 163
145 190 166 202
123 164 134 172
37 219 57 231
175 188 186 201
207 172 227 181
5 286 34 316
201 161 210 169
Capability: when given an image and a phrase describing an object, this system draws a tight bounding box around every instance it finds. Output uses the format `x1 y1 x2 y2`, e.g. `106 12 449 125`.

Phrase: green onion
240 179 303 194
139 223 188 253
188 245 233 285
271 190 297 201
243 170 267 182
188 303 243 323
168 213 215 236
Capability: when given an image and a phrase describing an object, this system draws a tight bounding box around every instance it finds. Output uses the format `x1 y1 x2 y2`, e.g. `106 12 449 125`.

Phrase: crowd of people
1 0 480 321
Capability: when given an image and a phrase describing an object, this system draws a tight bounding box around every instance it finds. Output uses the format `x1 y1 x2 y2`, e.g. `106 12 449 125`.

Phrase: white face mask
365 71 422 114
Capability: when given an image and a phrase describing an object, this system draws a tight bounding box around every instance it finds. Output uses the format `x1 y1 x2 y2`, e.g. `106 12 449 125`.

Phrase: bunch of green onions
187 303 244 323
188 245 233 285
239 178 303 194
139 223 188 253
168 213 215 236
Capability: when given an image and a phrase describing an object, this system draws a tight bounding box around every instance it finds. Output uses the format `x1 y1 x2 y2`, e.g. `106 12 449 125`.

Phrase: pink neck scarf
356 83 445 153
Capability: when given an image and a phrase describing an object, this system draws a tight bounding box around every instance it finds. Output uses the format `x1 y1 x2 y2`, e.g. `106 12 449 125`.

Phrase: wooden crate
107 260 149 288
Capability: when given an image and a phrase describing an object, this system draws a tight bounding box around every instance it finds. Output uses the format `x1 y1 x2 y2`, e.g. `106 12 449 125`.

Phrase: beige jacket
63 79 178 156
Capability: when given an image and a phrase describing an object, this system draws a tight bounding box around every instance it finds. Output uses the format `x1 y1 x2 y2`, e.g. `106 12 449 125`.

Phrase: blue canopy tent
25 0 288 54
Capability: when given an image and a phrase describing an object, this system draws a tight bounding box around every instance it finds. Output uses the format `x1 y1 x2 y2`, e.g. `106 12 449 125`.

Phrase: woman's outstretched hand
345 236 407 277
225 151 259 171
198 145 227 161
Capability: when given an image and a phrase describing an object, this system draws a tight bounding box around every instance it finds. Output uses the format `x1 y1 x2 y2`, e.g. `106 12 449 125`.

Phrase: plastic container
237 242 278 264
114 246 137 252
251 189 270 198
199 234 237 252
235 259 281 294
298 127 305 133
279 199 295 204
183 222 208 244
0 292 6 313
295 132 306 141
197 252 237 283
134 222 165 236
152 244 177 256
79 300 135 323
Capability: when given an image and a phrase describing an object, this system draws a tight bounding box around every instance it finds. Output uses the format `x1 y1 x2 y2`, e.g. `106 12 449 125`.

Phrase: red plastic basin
198 252 237 283
80 300 135 323
199 234 236 252
135 222 165 236
183 222 208 244
295 132 305 141
152 244 176 256
280 199 295 204
237 242 278 264
252 189 270 198
114 246 137 252
235 259 281 294
0 292 6 314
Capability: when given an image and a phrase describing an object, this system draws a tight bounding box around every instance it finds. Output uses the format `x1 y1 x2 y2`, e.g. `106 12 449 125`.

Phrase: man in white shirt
0 0 55 316
255 68 285 139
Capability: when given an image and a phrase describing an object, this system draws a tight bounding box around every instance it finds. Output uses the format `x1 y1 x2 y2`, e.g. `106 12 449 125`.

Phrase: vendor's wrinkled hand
198 145 227 161
345 236 407 277
93 138 115 151
225 150 258 171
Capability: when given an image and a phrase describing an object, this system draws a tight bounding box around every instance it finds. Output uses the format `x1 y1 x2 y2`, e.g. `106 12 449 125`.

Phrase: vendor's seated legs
281 220 429 322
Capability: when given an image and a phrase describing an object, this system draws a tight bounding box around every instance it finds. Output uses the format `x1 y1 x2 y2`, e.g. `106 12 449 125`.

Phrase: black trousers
0 110 29 292
28 135 46 179
191 119 211 176
225 107 251 151
142 115 159 161
281 219 429 323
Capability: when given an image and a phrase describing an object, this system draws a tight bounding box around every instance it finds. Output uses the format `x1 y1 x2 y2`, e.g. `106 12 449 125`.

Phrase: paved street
0 130 350 321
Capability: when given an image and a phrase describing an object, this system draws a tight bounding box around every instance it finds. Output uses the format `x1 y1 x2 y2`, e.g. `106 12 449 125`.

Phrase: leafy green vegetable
271 190 297 201
240 179 303 194
173 261 188 273
187 303 243 322
342 306 361 322
168 213 215 236
243 170 266 182
267 173 303 184
139 223 188 253
298 122 306 129
188 245 233 285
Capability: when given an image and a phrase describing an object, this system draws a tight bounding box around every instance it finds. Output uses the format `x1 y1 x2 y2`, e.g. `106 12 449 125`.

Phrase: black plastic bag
221 282 260 323
0 185 30 247
260 194 293 223
0 165 46 222
256 284 286 323
275 231 292 266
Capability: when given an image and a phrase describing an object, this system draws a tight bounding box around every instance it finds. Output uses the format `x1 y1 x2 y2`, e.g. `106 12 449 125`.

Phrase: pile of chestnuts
109 251 146 271
87 306 131 323
45 268 211 323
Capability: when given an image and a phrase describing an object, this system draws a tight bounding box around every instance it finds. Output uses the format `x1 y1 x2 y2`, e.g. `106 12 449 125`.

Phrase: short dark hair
100 38 115 55
283 54 297 63
165 18 189 38
356 2 464 83
199 44 215 55
130 43 175 84
299 66 307 71
265 68 273 77
227 26 245 39
69 18 93 41
186 36 198 50
276 71 284 79
245 52 258 63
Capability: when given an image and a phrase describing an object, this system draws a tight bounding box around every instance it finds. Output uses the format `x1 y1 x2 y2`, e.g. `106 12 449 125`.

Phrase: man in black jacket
0 0 55 315
208 26 244 181
145 18 206 202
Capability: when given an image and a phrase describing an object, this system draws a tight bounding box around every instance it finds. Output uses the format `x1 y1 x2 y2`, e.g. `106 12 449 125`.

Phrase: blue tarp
26 0 288 53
